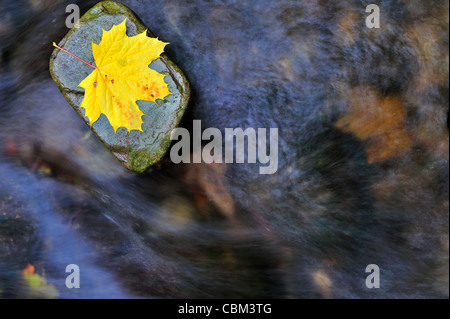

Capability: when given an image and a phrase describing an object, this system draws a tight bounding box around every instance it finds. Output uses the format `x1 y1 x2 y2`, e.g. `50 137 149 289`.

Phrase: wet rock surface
50 1 189 173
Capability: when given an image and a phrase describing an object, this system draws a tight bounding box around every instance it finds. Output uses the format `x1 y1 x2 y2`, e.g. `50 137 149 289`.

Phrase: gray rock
49 0 189 173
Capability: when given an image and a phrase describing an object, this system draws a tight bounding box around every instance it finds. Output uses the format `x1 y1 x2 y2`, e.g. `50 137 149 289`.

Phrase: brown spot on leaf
137 81 159 101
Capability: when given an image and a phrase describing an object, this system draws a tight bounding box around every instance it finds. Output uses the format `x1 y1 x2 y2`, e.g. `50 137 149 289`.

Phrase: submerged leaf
21 264 59 299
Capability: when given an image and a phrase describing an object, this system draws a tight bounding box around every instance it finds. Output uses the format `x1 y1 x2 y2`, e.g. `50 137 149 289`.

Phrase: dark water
0 0 448 298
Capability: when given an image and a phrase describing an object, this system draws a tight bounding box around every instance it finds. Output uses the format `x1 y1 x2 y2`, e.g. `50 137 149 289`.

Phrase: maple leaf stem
52 42 98 69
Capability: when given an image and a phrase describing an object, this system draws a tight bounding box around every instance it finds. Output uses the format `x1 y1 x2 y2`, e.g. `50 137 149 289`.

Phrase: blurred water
0 0 448 298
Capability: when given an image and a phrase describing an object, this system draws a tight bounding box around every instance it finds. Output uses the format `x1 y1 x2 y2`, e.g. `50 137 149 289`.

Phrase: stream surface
0 0 448 298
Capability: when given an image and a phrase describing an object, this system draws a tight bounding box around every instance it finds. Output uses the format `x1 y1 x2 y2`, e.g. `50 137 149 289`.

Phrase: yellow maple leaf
57 19 171 133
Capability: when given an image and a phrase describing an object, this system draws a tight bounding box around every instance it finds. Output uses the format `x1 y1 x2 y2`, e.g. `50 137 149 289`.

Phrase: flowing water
0 0 448 298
